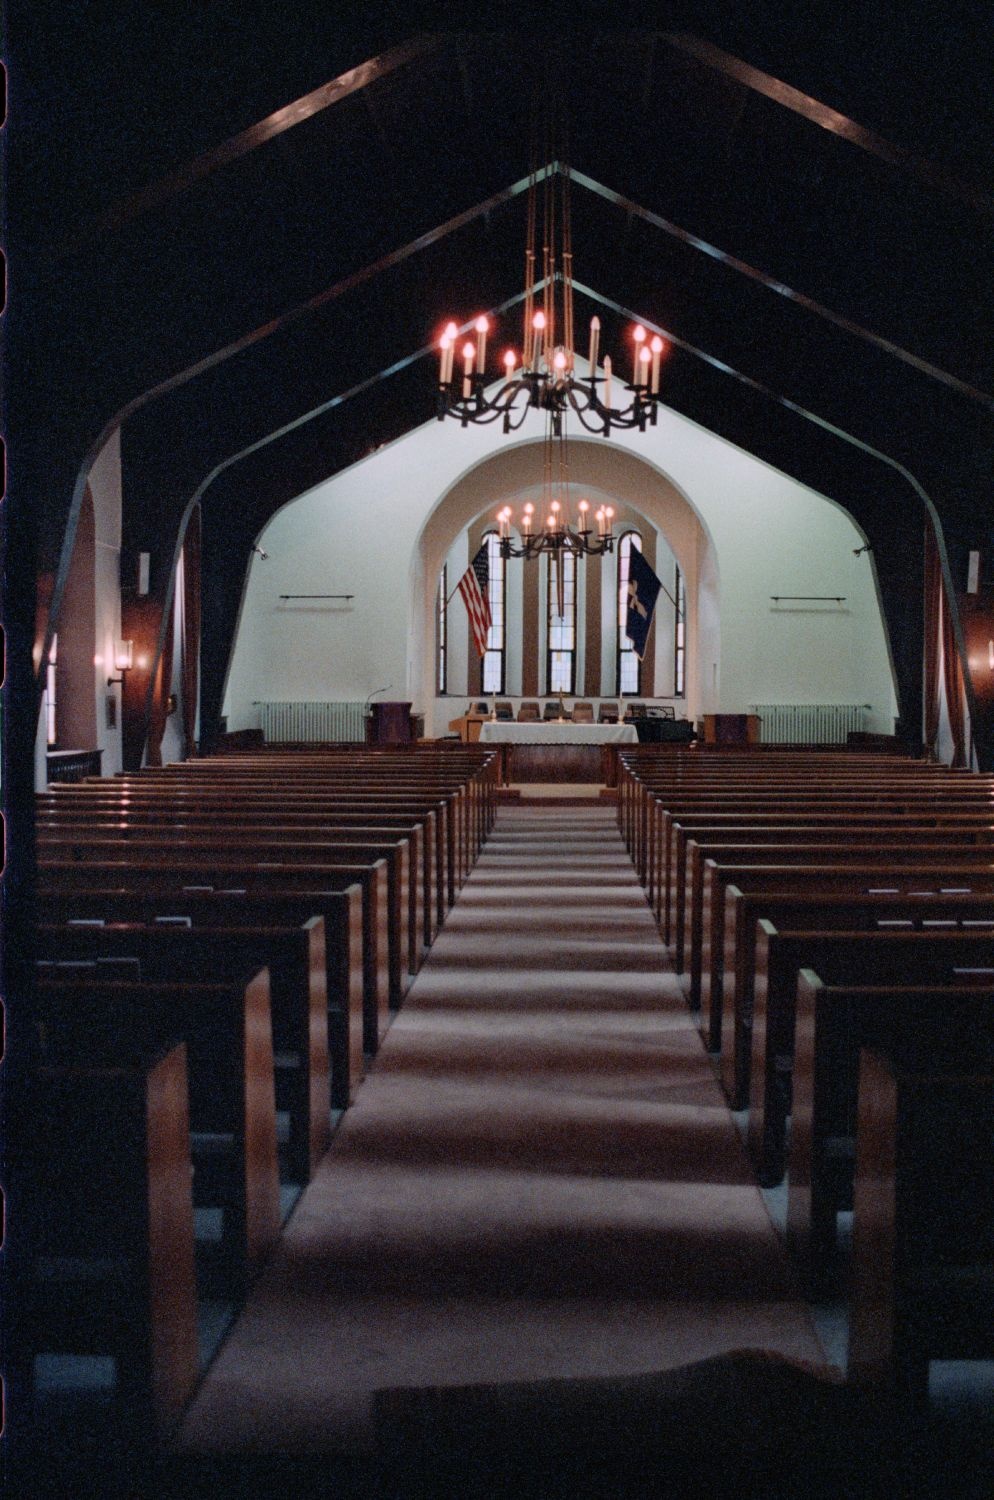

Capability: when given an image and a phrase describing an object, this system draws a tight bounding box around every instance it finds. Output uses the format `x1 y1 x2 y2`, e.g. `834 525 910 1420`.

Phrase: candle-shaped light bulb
596 507 606 535
445 321 458 340
439 334 452 385
546 514 556 532
462 341 476 398
588 316 600 373
503 350 516 381
605 506 615 533
553 348 567 372
650 334 664 394
533 310 546 330
475 316 488 373
603 354 612 412
639 345 651 386
578 498 589 530
633 325 646 385
523 502 534 535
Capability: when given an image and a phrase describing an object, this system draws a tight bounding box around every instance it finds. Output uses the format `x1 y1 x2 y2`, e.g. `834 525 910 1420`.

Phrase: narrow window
547 550 576 694
482 532 506 694
617 532 642 696
46 634 58 747
674 564 686 697
436 564 447 695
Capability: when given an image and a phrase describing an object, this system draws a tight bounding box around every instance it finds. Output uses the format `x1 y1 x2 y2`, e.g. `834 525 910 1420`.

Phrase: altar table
478 721 638 785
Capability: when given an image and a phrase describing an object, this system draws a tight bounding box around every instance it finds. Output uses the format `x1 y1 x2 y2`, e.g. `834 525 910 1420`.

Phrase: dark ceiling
5 7 994 759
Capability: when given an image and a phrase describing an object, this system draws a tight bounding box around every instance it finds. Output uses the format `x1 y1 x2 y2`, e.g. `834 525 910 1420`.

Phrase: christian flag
458 542 493 658
625 544 663 660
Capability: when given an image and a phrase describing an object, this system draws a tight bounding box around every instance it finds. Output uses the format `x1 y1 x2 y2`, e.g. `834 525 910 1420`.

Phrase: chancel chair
517 701 540 722
543 701 570 720
623 702 646 720
598 702 620 723
572 701 594 723
495 700 514 721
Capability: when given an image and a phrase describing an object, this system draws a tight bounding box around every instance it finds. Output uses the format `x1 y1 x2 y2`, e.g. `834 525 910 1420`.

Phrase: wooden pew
622 764 988 899
120 756 494 900
29 1041 199 1441
38 884 364 1109
37 968 282 1294
38 826 414 1009
785 974 994 1291
696 852 994 1029
664 811 994 956
38 799 436 962
38 855 391 1056
683 810 994 972
734 890 994 1181
848 1046 994 1402
38 918 331 1182
735 922 994 1144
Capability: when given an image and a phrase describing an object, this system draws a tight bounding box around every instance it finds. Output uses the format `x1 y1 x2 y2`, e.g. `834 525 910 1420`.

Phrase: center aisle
175 803 825 1461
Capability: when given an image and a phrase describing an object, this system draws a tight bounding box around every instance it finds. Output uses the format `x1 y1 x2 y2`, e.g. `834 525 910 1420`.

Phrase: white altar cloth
478 722 638 746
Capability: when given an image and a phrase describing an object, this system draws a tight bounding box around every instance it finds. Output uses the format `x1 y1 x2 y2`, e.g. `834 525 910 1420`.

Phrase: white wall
37 428 125 786
91 428 125 775
223 375 898 739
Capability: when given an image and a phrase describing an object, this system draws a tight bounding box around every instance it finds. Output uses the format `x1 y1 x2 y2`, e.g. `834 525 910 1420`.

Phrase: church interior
4 8 994 1496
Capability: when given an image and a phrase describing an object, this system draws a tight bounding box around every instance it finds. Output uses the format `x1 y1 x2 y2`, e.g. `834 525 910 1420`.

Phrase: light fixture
436 160 665 441
107 639 134 687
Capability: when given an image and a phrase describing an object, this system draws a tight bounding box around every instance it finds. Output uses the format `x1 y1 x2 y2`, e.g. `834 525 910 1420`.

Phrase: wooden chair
543 701 569 720
623 702 646 720
495 701 514 721
572 701 594 723
598 702 619 723
517 701 540 722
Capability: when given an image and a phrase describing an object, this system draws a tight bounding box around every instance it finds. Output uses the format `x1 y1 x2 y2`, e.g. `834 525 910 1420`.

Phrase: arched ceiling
6 11 994 758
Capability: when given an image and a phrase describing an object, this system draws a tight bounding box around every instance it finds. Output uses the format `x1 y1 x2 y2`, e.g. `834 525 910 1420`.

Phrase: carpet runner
174 803 825 1460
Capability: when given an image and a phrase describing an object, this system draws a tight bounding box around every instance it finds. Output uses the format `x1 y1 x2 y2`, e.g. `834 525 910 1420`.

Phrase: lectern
366 701 413 745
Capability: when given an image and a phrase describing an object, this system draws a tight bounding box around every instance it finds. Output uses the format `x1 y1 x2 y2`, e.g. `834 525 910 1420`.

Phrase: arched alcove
413 439 717 733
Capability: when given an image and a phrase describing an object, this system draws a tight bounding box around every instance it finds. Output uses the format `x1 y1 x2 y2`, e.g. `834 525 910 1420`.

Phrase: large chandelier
435 162 665 441
434 134 665 564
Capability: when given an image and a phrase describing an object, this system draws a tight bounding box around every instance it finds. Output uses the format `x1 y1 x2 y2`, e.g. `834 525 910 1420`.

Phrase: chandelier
434 106 666 565
435 162 665 442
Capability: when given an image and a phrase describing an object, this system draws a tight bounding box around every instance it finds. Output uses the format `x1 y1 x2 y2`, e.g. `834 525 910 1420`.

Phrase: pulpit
366 701 413 746
702 713 760 747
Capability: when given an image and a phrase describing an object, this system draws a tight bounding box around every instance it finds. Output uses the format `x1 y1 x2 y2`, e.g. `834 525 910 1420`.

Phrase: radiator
751 703 865 745
259 701 367 743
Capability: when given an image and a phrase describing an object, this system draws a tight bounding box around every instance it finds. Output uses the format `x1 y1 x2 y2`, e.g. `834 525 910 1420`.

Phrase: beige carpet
174 805 825 1460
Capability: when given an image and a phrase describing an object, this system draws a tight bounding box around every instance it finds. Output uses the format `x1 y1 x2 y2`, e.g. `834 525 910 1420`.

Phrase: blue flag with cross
625 544 662 660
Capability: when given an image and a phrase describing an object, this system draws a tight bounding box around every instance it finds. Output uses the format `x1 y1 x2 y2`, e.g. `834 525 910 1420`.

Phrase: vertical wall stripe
467 517 487 697
521 554 539 697
641 528 657 691
584 551 602 696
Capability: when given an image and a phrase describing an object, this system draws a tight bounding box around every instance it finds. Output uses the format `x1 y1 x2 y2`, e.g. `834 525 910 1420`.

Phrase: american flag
457 542 492 658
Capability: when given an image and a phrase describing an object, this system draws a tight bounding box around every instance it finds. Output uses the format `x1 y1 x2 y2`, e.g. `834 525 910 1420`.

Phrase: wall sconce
107 640 134 686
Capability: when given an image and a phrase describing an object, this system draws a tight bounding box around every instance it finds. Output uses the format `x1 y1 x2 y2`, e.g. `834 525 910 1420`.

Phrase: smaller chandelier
494 497 615 560
436 314 665 438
